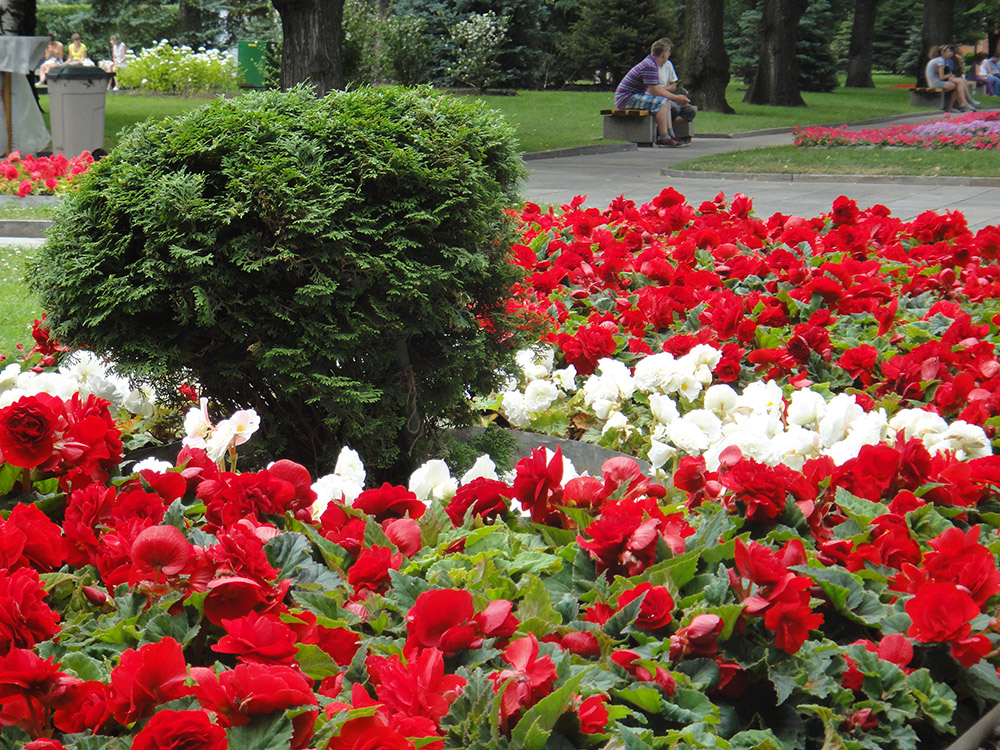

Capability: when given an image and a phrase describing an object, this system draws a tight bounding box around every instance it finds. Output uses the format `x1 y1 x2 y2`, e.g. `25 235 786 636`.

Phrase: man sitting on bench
613 37 691 148
657 38 697 142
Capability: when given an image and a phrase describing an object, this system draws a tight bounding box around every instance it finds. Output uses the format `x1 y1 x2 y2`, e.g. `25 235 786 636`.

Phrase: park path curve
523 110 1000 231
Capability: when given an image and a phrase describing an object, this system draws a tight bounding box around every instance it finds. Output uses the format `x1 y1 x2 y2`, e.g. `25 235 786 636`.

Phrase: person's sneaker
972 98 982 106
655 135 680 147
672 138 690 147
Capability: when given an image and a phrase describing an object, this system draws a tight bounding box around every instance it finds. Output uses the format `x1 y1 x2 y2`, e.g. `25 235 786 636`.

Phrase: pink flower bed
794 111 1000 149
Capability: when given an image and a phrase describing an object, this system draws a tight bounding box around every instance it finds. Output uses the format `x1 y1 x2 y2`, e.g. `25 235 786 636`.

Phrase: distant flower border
794 111 1000 150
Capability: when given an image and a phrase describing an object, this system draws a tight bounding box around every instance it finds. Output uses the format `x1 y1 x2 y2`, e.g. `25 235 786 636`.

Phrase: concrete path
523 112 1000 230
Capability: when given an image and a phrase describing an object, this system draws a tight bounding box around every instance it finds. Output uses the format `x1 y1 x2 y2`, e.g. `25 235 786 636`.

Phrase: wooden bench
601 109 694 145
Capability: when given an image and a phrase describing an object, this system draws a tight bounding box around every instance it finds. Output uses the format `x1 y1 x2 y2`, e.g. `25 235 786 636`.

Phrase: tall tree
682 0 734 113
918 0 953 87
845 0 879 87
744 0 808 106
272 0 345 95
0 0 35 35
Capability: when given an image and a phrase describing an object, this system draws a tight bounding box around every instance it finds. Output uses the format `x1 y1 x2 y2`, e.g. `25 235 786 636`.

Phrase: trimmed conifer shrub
31 85 527 479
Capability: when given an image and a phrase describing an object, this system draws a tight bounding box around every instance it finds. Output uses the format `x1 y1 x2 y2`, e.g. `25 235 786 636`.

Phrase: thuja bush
31 85 526 479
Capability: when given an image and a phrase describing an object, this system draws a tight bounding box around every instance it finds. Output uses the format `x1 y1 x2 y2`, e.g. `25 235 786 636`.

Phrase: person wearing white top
656 40 697 140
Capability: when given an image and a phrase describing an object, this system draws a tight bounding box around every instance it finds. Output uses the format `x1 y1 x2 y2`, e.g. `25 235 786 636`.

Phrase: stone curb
0 219 51 237
661 168 1000 187
522 142 635 161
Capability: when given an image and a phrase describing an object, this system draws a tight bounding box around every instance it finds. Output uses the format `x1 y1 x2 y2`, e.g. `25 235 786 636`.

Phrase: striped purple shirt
615 55 660 109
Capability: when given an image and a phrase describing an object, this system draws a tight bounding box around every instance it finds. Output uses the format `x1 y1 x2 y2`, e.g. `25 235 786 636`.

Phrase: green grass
0 244 41 355
674 144 1000 177
0 202 58 220
464 74 918 152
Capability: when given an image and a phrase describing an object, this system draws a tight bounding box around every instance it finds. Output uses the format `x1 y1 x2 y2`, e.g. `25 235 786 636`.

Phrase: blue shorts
622 93 668 113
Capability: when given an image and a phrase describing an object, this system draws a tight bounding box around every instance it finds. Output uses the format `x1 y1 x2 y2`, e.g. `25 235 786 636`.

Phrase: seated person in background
38 33 63 85
66 33 91 66
657 39 697 142
925 45 976 113
970 52 998 96
988 52 1000 79
614 37 691 148
945 47 980 106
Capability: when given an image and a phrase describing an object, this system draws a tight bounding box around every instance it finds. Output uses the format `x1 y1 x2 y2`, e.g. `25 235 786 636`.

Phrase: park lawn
466 75 918 152
38 92 212 151
0 244 41 355
673 144 1000 178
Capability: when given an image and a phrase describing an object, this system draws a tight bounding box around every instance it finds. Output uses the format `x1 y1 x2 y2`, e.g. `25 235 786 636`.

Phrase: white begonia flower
516 348 555 381
927 421 993 460
787 388 827 428
677 375 704 403
334 447 366 486
131 457 174 474
633 351 679 393
0 362 20 392
666 417 710 454
602 410 631 436
182 397 212 449
889 409 949 443
502 390 532 427
582 374 621 407
735 379 785 415
0 388 29 408
222 409 260 446
845 409 889 446
461 454 498 484
523 379 559 413
122 384 156 419
683 409 723 442
679 344 722 384
824 436 867 466
591 398 615 421
649 393 680 425
409 459 457 502
205 421 236 462
596 358 635 399
648 439 676 469
818 393 865 446
17 370 77 399
704 384 738 418
553 365 578 392
311 474 362 519
770 425 821 471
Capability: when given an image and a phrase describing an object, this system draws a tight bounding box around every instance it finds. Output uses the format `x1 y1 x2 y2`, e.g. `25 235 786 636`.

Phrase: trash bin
237 41 265 89
46 65 113 156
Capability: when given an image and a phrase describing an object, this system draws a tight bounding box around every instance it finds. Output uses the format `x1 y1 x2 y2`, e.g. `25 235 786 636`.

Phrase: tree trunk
917 0 953 87
178 0 206 43
845 0 878 87
682 0 735 113
0 0 36 36
743 0 808 106
272 0 344 95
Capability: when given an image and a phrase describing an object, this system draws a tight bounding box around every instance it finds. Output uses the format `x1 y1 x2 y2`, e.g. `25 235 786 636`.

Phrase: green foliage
31 86 527 480
379 12 433 85
872 0 922 73
796 0 840 92
37 4 181 61
342 0 381 85
448 11 510 91
116 40 237 94
559 0 673 86
393 0 555 88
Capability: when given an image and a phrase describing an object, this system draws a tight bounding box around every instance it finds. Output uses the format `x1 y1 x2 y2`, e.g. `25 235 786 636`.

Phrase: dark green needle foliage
31 85 527 480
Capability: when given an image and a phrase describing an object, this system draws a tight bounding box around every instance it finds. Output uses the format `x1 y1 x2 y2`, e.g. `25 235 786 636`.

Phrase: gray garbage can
46 65 113 156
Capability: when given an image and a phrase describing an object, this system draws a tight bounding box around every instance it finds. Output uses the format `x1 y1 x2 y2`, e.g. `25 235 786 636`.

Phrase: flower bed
2 194 1000 750
0 151 94 197
794 111 1000 149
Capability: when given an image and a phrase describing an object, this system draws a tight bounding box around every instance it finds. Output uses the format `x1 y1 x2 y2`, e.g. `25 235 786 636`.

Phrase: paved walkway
523 111 1000 230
